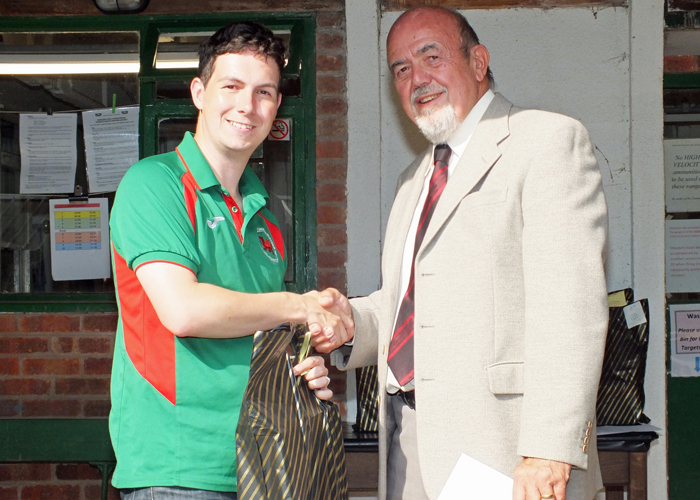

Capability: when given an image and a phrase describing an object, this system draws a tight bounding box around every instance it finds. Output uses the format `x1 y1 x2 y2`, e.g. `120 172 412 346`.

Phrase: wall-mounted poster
666 219 700 293
665 139 700 213
669 303 700 377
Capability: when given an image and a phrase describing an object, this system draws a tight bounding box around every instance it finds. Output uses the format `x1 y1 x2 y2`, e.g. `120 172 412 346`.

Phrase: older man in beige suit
315 6 608 500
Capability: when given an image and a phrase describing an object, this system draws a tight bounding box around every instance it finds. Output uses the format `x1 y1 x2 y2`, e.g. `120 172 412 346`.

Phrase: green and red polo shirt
109 132 286 491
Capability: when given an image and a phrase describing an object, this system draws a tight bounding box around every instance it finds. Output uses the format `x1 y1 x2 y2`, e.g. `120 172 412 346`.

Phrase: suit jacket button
583 436 590 446
382 345 386 355
588 421 593 429
582 444 588 453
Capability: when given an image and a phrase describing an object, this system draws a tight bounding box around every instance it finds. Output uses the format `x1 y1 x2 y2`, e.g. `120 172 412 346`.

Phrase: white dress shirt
387 89 495 394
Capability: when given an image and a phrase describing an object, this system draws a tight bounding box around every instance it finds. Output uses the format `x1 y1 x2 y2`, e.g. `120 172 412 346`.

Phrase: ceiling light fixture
93 0 150 15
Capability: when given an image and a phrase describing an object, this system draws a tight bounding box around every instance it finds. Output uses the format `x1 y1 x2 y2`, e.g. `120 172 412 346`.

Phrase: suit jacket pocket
486 361 524 395
458 187 508 211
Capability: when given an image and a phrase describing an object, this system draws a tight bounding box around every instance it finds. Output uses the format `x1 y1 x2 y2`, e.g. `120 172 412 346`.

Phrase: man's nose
236 89 255 114
411 64 431 88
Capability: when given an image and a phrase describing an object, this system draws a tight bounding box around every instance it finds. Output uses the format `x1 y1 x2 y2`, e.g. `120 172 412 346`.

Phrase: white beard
411 85 460 144
414 103 460 145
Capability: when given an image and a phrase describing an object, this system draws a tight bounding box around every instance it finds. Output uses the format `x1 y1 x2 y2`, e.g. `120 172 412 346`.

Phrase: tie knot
434 144 452 166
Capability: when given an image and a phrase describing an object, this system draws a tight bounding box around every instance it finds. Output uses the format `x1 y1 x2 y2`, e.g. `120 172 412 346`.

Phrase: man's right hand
310 288 355 353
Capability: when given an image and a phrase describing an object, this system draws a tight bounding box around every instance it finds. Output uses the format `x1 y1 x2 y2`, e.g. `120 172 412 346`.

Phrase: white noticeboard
665 139 700 213
19 113 78 194
669 304 700 377
49 199 111 281
82 107 139 193
666 219 700 293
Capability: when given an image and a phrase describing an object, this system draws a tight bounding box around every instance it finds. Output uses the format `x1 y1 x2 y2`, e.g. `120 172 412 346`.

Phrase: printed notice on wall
666 219 700 293
669 304 700 377
82 107 139 193
49 199 110 281
19 113 77 194
665 139 700 212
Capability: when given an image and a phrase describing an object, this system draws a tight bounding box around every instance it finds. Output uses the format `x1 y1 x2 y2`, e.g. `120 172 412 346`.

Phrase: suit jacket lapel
383 150 432 311
419 94 513 256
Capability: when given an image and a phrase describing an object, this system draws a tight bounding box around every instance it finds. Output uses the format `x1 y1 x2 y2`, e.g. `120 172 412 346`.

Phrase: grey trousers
386 393 430 500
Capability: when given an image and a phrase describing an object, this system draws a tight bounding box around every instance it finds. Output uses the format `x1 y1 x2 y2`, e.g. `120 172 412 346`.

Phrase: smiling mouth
417 93 442 105
227 119 254 131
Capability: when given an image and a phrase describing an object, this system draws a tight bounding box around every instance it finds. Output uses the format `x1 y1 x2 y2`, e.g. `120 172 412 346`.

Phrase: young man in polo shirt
109 22 353 500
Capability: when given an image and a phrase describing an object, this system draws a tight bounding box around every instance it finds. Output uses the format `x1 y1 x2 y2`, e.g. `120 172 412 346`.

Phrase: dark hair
197 21 287 87
448 8 495 88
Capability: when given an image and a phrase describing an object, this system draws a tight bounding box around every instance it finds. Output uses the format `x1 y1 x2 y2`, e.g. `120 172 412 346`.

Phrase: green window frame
0 13 317 312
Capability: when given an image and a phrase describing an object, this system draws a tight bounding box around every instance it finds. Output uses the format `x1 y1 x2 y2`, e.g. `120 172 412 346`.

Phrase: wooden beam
382 0 626 11
0 0 344 17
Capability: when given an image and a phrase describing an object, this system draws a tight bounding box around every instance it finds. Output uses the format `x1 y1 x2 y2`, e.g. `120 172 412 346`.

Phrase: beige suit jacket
335 94 609 500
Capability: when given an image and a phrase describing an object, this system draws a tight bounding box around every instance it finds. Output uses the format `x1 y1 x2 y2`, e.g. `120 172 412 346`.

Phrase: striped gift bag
596 289 650 426
236 322 348 500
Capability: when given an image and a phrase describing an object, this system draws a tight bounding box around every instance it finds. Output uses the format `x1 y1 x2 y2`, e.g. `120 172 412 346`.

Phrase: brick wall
0 313 118 500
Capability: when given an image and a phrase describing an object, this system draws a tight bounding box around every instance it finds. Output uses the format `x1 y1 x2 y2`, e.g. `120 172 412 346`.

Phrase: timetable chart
54 204 102 250
49 198 110 281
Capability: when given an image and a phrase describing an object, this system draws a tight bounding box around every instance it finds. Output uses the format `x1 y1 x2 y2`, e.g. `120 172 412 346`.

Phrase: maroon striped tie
388 144 452 387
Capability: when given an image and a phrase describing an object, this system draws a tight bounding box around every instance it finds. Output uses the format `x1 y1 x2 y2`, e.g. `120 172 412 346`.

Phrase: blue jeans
120 487 237 500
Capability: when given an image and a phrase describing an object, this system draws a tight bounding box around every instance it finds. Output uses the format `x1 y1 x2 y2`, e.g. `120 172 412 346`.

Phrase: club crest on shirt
257 226 278 263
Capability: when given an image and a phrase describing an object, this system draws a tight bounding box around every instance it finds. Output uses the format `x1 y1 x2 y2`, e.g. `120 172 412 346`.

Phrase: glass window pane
0 31 139 294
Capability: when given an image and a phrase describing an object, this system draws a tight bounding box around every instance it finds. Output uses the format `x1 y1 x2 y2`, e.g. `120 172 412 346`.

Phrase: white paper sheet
82 107 139 193
49 198 110 281
19 113 77 194
668 303 700 377
438 453 513 499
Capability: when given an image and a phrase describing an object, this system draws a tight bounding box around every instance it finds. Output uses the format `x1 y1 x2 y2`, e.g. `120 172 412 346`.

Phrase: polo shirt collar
177 132 270 203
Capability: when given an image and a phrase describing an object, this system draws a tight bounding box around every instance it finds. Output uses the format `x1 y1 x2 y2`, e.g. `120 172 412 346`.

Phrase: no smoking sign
268 118 291 141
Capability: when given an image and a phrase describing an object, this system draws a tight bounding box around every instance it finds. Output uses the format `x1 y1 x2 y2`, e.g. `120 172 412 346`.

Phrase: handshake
300 287 354 354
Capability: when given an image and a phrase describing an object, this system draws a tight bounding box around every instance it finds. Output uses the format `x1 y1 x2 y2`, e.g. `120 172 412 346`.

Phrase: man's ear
277 91 282 110
191 77 205 111
470 45 490 83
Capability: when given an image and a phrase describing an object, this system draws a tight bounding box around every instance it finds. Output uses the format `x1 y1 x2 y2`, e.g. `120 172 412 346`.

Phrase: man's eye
395 67 408 78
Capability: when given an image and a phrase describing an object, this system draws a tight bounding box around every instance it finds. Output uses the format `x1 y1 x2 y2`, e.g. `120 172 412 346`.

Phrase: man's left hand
512 457 571 500
293 355 333 400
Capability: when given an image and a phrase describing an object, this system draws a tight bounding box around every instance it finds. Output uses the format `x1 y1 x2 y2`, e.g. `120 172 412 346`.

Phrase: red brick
0 464 51 481
664 55 697 73
52 337 74 354
317 251 346 269
84 484 120 500
316 117 347 137
22 315 80 334
0 487 18 500
78 337 111 354
22 358 80 376
0 358 19 375
317 205 346 225
0 400 19 417
317 183 346 203
0 338 48 355
0 315 18 333
317 75 345 94
55 463 101 481
317 11 343 28
22 400 81 417
316 162 346 181
82 314 118 333
0 379 50 396
317 33 344 51
317 97 348 115
317 269 346 292
316 54 343 72
84 357 113 375
55 378 110 395
316 141 346 159
20 485 80 500
83 400 111 417
317 227 348 248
